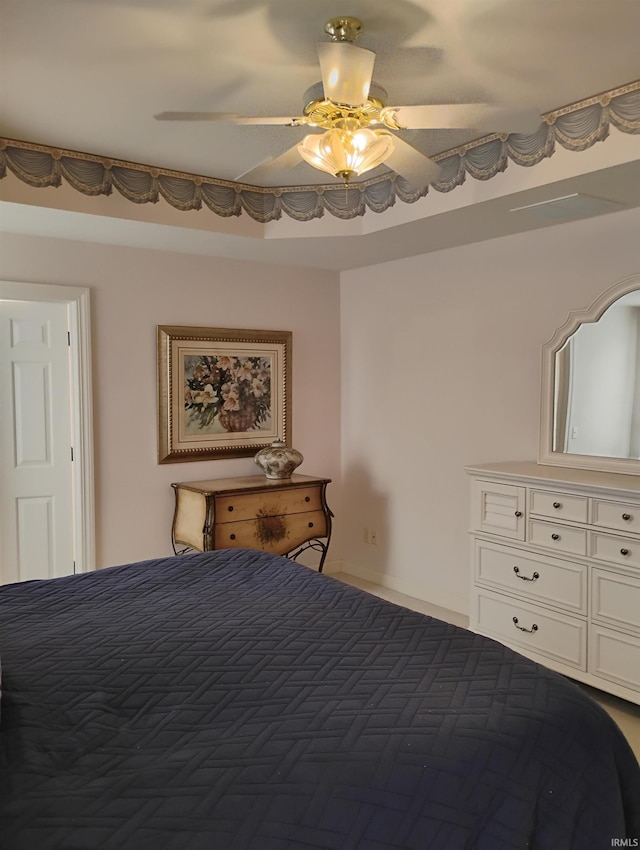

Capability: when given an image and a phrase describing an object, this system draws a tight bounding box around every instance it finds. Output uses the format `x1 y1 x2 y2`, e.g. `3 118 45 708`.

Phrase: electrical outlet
363 527 375 544
364 528 379 545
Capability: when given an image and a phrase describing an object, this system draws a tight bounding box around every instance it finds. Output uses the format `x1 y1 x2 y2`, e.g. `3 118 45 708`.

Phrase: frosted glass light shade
298 127 394 182
317 42 375 107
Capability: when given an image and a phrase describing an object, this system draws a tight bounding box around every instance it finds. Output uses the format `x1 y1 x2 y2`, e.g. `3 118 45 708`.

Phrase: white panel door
0 300 75 583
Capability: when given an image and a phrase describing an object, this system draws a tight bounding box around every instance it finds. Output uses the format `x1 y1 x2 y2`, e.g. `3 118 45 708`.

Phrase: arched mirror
539 273 640 475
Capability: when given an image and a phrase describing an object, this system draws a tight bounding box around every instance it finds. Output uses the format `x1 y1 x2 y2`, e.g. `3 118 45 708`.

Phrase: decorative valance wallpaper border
1 81 638 224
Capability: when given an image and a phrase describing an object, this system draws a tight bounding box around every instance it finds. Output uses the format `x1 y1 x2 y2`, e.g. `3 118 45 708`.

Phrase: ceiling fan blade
384 136 442 188
317 42 375 107
234 144 305 184
153 112 300 125
384 104 541 134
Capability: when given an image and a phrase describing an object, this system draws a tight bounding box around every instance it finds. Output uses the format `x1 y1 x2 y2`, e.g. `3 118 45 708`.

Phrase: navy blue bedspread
0 549 638 850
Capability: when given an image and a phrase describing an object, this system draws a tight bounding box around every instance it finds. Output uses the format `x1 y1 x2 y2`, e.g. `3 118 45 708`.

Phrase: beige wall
340 207 640 613
3 206 640 609
0 232 341 568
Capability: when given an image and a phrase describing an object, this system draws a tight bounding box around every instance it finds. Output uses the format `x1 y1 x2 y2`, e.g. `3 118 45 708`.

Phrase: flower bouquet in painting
184 354 272 434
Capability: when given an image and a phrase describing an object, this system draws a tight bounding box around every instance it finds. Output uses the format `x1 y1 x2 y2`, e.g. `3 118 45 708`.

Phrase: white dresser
467 461 640 705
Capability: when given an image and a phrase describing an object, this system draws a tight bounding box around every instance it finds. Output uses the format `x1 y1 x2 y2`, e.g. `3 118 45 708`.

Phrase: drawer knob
305 496 311 502
228 506 234 512
514 510 523 518
308 522 314 528
513 566 540 582
551 533 560 541
230 533 236 540
620 548 630 556
513 617 538 634
553 502 562 509
622 513 632 521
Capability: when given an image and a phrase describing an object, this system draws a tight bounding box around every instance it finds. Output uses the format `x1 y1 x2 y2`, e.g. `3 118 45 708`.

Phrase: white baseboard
321 558 343 576
335 559 469 617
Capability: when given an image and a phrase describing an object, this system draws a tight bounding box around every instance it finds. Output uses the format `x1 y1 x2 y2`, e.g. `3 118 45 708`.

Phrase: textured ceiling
2 0 640 186
1 0 639 270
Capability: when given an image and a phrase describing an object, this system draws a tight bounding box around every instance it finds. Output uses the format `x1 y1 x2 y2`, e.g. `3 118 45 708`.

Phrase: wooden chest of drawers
171 474 333 570
467 461 640 705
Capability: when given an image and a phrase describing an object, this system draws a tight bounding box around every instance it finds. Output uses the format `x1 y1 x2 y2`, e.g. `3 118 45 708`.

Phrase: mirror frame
539 272 640 475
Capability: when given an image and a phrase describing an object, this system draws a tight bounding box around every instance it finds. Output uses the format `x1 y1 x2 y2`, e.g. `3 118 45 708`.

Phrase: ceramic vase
254 440 303 479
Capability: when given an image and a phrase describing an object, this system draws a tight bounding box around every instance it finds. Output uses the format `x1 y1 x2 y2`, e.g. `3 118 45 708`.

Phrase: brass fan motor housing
302 96 386 130
300 81 395 131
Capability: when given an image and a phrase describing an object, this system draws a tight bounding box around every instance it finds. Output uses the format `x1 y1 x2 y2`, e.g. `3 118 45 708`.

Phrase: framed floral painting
157 325 292 463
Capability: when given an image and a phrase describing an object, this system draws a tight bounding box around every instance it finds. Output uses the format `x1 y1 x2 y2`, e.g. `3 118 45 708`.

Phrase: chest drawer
474 540 587 614
529 490 588 523
590 531 640 569
528 520 587 556
215 486 322 523
214 509 327 555
592 498 640 534
474 589 587 670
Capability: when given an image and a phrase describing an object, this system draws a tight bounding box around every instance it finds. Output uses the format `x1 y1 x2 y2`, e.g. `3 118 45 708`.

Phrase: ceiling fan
154 16 540 187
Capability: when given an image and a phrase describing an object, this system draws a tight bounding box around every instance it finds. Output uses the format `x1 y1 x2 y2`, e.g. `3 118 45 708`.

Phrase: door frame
0 281 95 572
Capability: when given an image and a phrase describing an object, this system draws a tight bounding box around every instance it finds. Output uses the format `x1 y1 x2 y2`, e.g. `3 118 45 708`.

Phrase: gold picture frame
157 325 292 463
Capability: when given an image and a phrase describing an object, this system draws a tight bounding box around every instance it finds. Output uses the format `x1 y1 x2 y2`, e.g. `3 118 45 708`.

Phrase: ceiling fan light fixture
297 125 394 183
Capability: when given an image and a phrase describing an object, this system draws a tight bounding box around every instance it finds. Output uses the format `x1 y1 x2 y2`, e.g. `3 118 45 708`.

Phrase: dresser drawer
592 498 640 534
592 568 640 632
528 520 587 556
589 624 640 693
475 540 587 614
475 590 587 670
529 489 588 523
590 532 640 569
215 486 322 523
473 480 525 540
214 509 327 555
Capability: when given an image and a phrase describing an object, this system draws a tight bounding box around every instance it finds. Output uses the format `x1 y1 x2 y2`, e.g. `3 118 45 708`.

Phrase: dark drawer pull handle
551 533 560 540
308 522 314 528
230 534 236 540
553 502 562 509
305 496 311 502
620 548 630 556
514 566 540 582
622 513 632 521
514 510 523 518
228 506 234 512
513 617 538 634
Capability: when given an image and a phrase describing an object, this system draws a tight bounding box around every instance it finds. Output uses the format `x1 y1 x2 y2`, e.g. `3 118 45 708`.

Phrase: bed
1 549 638 850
